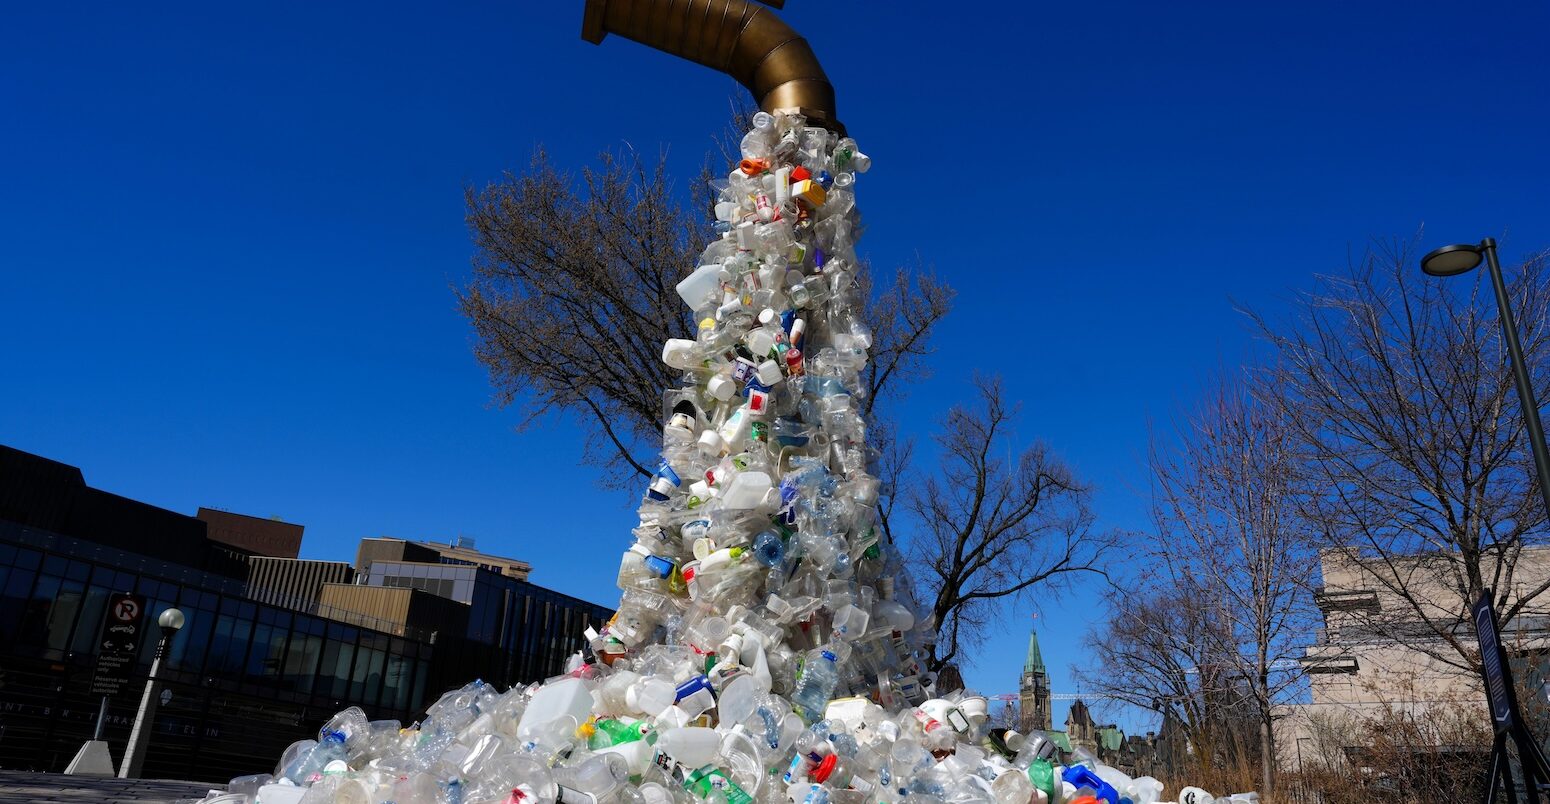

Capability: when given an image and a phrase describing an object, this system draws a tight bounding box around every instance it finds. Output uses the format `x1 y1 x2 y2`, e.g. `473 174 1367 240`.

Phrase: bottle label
686 767 752 804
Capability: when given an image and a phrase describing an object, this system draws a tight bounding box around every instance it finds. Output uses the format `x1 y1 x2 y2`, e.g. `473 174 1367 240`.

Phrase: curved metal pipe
581 0 843 134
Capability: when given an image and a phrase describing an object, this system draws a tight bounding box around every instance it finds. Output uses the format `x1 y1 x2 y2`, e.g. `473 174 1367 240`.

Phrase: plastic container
791 650 839 719
656 726 722 768
255 785 308 804
517 677 595 736
677 263 724 308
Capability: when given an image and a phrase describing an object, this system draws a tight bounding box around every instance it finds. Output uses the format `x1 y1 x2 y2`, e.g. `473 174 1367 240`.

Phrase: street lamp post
1423 239 1550 804
118 607 184 779
1422 238 1550 519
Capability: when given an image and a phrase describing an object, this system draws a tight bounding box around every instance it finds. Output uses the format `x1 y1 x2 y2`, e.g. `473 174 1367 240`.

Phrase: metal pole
1483 237 1550 521
118 634 168 778
92 696 109 741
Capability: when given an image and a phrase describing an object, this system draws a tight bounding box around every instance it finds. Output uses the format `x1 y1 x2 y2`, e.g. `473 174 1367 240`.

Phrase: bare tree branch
907 374 1114 674
1248 241 1550 675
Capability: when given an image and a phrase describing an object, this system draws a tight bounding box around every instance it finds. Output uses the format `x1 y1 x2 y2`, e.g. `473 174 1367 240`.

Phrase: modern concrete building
419 535 532 581
361 557 609 680
317 583 470 640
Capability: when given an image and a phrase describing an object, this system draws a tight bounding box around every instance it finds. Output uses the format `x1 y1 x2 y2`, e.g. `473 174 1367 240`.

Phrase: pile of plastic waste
213 112 1256 804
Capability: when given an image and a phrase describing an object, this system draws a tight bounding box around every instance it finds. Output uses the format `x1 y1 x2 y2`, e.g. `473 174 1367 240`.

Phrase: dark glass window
283 630 323 694
353 647 385 705
411 659 429 712
45 577 86 652
174 607 214 671
0 566 35 647
248 622 286 678
70 585 112 655
209 614 252 676
13 547 41 571
322 636 356 700
384 652 412 712
43 555 68 577
18 573 61 648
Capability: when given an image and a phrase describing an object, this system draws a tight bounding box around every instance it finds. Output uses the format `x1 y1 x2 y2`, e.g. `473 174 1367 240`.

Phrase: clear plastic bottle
790 649 839 719
282 731 346 785
810 753 875 795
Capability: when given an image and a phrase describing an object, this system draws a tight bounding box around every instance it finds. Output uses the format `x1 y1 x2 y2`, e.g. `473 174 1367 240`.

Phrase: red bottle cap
791 166 811 181
813 753 837 783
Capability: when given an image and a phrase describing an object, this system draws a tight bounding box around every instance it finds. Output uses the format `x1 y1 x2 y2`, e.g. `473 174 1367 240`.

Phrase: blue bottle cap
821 650 836 662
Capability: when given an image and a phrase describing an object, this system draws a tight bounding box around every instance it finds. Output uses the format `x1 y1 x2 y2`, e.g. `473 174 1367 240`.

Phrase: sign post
90 593 145 697
66 593 145 776
1476 590 1550 803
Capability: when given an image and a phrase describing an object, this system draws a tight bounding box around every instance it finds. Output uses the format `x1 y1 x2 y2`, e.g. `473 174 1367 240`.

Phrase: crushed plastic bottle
204 110 1245 804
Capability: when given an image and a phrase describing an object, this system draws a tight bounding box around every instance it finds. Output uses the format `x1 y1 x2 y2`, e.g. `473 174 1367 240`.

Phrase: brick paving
0 771 223 803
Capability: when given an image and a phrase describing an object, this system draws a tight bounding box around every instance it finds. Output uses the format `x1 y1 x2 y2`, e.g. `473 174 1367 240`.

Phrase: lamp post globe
157 607 185 632
1421 243 1485 277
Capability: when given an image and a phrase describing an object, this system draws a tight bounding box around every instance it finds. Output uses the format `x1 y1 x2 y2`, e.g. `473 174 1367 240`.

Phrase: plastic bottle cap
812 753 837 783
821 651 836 662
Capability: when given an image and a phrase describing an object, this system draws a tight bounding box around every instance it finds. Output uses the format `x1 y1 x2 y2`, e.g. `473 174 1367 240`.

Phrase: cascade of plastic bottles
229 112 1249 804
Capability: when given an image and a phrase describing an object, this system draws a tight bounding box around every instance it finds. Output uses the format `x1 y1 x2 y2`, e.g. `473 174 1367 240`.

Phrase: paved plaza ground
0 771 222 803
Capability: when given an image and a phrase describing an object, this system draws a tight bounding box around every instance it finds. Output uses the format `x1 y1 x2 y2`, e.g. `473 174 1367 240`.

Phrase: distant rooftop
357 535 531 581
197 507 303 558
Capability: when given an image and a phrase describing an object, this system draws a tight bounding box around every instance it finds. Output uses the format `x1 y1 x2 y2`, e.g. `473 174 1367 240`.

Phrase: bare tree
906 374 1111 673
460 146 951 489
1083 586 1243 782
990 697 1021 731
1251 241 1550 674
1147 375 1315 793
460 148 697 485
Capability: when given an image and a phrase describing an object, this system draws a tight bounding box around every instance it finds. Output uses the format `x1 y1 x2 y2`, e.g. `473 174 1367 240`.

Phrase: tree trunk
1260 714 1274 793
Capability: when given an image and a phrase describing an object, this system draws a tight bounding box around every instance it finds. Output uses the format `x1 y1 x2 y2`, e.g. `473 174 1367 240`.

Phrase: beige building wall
1276 546 1550 771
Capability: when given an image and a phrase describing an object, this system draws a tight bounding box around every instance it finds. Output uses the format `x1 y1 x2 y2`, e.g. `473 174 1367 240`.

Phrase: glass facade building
0 446 611 782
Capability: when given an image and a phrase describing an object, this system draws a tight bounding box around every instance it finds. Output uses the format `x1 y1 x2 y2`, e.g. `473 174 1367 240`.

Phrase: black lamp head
1421 243 1485 277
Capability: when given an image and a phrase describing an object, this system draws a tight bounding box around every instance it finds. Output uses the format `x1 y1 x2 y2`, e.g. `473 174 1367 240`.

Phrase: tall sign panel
89 593 145 697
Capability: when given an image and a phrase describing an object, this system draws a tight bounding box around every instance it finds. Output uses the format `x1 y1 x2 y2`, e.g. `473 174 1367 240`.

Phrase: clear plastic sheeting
218 113 1252 804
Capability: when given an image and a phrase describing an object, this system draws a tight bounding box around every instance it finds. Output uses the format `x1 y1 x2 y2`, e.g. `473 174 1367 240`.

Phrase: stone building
1010 626 1166 777
1273 546 1550 774
1019 629 1052 733
1065 698 1162 778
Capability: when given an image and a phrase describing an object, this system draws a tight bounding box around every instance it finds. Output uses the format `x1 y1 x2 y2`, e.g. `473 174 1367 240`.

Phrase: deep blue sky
3 1 1548 734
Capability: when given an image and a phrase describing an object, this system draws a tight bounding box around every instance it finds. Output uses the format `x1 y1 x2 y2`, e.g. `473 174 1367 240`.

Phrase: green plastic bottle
1026 758 1056 800
587 717 649 749
684 765 753 804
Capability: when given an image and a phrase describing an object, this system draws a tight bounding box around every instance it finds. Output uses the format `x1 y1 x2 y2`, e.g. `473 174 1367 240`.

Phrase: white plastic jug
721 471 774 510
656 726 721 768
676 263 722 308
517 677 595 736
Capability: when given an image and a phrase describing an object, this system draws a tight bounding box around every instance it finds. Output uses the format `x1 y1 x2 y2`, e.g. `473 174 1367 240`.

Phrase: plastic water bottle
282 731 346 784
791 650 839 720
